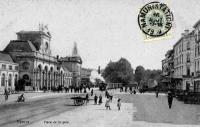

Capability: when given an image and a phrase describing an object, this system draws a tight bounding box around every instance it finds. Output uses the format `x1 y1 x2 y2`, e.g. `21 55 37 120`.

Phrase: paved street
0 92 85 127
0 90 200 127
115 92 200 125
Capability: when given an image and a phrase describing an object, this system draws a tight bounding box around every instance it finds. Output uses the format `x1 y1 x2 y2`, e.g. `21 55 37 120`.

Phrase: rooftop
0 52 14 63
193 20 200 28
16 30 51 37
4 40 37 52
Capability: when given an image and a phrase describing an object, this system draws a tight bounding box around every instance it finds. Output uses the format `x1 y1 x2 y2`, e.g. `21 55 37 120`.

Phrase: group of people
51 85 90 93
94 94 102 105
88 89 121 110
105 96 121 110
3 88 25 102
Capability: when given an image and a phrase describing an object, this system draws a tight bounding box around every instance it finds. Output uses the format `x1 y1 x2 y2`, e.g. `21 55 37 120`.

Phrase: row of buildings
162 20 200 92
0 26 92 93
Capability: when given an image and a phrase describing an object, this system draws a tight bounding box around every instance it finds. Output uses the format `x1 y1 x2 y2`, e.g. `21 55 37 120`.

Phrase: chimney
185 29 189 35
181 33 185 37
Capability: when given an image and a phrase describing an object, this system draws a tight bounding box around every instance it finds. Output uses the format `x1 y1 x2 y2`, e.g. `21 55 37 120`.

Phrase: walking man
85 93 89 105
168 90 173 109
4 88 9 101
156 90 159 98
117 98 121 110
91 89 93 96
94 94 98 104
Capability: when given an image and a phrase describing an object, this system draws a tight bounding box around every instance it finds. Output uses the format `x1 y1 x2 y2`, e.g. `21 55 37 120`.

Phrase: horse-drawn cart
70 96 88 106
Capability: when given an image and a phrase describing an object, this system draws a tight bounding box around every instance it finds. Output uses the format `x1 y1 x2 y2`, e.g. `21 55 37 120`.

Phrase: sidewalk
0 88 99 104
28 96 199 127
0 91 84 104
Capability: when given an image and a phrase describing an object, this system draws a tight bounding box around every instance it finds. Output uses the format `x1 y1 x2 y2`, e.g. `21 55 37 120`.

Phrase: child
117 98 121 110
105 98 111 110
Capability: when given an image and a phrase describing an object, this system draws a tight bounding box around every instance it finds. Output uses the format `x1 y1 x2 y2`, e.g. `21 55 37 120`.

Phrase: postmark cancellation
138 1 174 41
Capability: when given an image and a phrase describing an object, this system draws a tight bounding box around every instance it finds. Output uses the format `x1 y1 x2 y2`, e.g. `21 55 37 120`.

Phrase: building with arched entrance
3 26 72 91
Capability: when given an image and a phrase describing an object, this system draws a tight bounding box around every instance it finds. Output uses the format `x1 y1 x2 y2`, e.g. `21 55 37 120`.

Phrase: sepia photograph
0 0 200 127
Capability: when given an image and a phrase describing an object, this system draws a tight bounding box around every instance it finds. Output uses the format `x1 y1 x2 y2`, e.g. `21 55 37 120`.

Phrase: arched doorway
23 74 31 87
44 66 48 90
38 65 42 90
50 67 53 90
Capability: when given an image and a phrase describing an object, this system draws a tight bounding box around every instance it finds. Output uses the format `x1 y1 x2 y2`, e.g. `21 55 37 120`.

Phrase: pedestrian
105 98 111 110
91 89 93 96
109 93 113 102
94 94 98 104
117 98 121 110
85 93 89 104
98 94 102 105
133 90 136 94
168 90 173 109
4 88 9 101
105 90 108 98
125 87 127 92
156 90 159 98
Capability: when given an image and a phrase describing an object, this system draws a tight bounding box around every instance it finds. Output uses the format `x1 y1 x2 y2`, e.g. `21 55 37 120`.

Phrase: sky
0 0 200 70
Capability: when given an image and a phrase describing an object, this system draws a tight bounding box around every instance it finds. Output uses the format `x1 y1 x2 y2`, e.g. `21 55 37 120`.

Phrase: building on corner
0 52 19 93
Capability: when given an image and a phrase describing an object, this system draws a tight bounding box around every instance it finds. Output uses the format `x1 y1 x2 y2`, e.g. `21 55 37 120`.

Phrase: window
198 45 200 56
8 74 12 86
187 67 190 76
195 62 197 71
2 64 6 69
182 43 183 51
15 66 18 70
9 65 12 70
195 45 197 57
179 45 181 53
22 62 30 70
187 53 190 62
187 42 190 50
182 55 183 64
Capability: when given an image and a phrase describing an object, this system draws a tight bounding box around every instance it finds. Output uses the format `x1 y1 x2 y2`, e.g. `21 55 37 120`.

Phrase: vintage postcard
0 0 200 127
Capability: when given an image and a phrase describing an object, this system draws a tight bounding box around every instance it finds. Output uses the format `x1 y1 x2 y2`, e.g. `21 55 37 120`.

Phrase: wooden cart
70 96 87 106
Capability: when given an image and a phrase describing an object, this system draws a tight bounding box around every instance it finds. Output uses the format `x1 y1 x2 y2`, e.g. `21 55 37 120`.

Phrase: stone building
193 20 200 92
0 52 19 93
161 49 174 88
3 26 72 91
173 30 195 91
59 42 82 87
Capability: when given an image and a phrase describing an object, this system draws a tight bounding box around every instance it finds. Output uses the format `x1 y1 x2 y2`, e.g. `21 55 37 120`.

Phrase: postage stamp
138 1 174 39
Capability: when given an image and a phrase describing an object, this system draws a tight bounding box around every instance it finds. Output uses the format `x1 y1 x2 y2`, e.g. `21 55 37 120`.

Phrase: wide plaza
0 89 199 127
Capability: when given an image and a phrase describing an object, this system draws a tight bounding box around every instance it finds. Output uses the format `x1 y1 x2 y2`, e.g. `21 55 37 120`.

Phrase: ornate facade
3 27 72 91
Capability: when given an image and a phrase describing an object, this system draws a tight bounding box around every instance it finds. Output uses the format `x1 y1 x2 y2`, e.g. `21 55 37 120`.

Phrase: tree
102 58 134 85
134 65 145 85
